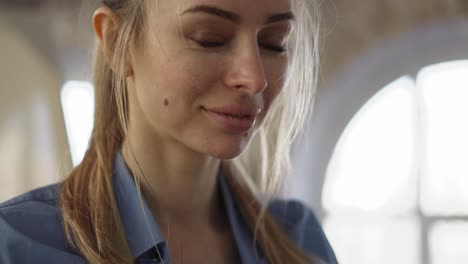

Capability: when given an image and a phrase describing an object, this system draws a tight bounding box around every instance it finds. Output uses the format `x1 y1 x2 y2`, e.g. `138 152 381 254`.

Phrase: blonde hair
59 0 321 263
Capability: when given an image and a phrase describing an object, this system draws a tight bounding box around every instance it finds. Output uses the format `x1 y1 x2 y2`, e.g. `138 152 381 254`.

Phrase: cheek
136 55 221 128
264 60 288 105
161 57 220 105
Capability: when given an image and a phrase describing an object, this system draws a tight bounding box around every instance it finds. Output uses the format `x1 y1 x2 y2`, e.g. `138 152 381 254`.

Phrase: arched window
322 60 468 264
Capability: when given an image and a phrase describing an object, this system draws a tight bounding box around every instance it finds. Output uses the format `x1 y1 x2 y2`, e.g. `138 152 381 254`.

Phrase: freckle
164 98 169 106
244 133 248 137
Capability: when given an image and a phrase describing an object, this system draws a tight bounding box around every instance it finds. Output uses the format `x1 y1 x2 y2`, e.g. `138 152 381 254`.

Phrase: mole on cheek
163 98 169 106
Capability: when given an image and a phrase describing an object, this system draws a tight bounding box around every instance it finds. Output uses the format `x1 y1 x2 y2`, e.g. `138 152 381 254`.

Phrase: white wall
0 19 70 201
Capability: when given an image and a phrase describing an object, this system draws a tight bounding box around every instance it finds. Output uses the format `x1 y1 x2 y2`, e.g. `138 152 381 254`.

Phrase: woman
0 0 337 263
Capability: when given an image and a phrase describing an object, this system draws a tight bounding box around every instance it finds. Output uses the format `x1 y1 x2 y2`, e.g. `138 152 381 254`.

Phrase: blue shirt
0 153 337 263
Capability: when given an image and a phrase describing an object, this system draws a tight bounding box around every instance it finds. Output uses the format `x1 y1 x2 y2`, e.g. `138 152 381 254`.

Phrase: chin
204 139 249 160
208 146 244 160
214 151 243 160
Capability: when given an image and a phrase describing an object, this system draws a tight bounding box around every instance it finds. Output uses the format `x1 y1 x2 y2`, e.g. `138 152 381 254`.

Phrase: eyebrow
181 5 295 24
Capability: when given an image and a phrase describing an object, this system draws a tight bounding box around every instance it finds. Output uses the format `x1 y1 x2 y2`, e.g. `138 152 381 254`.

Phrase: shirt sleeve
269 199 339 264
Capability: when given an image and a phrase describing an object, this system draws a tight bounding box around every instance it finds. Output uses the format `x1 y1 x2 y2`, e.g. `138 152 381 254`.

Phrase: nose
223 41 268 94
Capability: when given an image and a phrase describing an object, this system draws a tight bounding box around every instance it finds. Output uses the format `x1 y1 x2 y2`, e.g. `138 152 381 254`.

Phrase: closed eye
260 44 286 53
195 40 286 53
196 40 225 48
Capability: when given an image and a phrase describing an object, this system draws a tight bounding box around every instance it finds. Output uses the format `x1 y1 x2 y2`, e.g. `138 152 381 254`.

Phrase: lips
202 105 261 133
203 105 261 119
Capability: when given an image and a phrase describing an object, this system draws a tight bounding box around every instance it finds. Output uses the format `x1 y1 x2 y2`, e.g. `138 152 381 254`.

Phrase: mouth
211 111 254 120
201 107 256 133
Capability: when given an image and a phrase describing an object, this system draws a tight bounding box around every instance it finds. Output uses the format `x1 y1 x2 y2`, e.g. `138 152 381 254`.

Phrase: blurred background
1 0 468 263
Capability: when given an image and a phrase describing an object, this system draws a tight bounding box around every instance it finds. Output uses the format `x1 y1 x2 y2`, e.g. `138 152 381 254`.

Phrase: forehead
153 0 293 23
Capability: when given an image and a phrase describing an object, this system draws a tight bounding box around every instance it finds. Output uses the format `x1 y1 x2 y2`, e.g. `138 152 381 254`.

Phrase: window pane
324 216 420 264
323 76 417 214
430 221 468 264
418 60 468 215
61 81 94 166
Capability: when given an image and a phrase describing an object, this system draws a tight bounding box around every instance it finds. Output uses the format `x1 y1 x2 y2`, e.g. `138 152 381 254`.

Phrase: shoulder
0 183 59 209
268 199 338 264
0 184 61 226
0 184 85 263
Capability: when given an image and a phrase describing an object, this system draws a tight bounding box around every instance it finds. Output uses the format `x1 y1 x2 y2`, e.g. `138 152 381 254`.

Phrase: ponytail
59 46 131 264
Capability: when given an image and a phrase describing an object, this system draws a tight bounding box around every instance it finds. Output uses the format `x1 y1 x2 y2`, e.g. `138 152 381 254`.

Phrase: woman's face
127 0 293 159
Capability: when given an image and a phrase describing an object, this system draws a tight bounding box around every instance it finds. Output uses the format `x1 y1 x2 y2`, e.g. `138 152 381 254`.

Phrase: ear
93 6 132 76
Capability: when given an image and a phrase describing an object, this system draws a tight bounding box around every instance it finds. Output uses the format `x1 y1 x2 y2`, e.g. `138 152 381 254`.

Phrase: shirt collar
113 151 265 263
113 151 167 261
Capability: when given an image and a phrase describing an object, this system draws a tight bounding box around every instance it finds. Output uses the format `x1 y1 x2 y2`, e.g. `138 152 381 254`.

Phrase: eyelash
196 40 287 53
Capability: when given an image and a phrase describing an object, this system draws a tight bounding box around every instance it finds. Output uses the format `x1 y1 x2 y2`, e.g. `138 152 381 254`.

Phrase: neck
121 125 222 227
